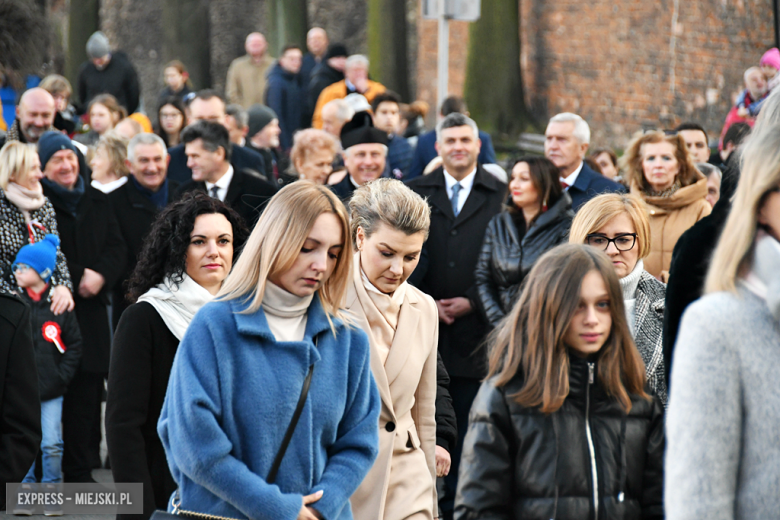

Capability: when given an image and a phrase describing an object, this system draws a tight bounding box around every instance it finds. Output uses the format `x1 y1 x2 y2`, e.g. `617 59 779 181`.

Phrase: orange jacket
311 80 386 129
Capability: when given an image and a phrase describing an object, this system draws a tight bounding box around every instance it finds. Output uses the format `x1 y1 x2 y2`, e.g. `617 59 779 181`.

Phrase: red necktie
560 180 570 189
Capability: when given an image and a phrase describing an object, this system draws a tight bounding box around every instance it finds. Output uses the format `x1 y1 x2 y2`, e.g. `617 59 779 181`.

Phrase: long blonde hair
706 93 780 293
217 182 352 321
0 141 38 190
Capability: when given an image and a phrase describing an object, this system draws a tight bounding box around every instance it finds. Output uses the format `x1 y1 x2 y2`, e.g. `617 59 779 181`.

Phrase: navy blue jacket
166 144 266 184
406 129 497 181
566 162 626 211
265 63 304 151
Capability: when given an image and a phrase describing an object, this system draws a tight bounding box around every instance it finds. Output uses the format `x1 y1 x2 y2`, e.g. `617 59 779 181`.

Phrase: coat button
448 261 455 268
451 229 458 236
385 421 396 432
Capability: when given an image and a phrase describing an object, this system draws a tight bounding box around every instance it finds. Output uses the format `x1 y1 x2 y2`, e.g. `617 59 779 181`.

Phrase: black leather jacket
475 193 574 328
455 354 665 520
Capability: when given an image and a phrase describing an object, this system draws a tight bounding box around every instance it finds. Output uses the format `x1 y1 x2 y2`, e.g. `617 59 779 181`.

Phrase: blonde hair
706 116 780 293
620 130 700 191
89 94 127 125
39 74 73 99
569 194 651 259
349 178 431 243
217 182 352 321
0 141 39 190
96 131 130 178
291 129 338 170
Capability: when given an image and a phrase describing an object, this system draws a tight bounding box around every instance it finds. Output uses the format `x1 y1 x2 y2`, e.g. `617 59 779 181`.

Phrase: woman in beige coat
621 130 711 279
347 179 438 520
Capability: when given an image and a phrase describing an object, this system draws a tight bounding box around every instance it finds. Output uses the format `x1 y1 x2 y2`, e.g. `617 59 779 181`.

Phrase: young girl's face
89 103 114 134
563 270 612 357
164 67 185 91
762 65 778 81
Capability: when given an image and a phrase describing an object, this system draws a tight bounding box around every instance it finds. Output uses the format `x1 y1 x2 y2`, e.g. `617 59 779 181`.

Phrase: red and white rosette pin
42 322 66 354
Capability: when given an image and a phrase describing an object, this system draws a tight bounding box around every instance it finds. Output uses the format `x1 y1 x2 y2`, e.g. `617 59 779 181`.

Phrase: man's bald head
307 28 328 57
245 32 267 59
17 88 56 143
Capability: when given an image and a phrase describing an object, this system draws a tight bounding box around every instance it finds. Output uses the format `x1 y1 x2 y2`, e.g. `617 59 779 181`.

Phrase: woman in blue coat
158 181 381 520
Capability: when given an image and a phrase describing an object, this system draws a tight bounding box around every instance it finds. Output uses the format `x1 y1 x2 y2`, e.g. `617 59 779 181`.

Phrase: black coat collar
418 165 502 224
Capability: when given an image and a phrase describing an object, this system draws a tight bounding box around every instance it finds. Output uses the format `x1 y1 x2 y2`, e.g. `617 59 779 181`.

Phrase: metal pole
437 0 449 113
775 0 780 49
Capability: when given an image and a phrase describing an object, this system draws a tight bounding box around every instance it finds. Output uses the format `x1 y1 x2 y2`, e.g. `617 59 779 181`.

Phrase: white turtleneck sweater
619 259 644 335
261 281 314 342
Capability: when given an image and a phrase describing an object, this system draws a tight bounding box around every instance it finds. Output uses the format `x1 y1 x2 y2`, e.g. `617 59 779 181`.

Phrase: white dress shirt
443 167 477 214
205 165 234 202
561 161 584 189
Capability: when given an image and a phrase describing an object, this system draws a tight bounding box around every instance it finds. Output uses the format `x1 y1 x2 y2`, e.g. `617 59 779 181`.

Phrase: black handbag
150 356 316 520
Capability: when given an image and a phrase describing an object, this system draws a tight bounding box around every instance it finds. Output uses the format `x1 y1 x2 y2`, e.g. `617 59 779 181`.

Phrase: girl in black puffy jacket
455 244 664 520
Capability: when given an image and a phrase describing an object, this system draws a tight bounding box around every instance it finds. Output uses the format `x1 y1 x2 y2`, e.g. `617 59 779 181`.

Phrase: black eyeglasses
586 233 637 252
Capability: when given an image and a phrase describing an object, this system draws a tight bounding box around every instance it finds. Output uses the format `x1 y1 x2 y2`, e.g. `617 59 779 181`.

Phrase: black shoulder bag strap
266 336 317 484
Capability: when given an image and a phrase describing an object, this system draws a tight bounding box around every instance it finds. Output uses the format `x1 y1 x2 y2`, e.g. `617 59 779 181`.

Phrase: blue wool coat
158 294 380 520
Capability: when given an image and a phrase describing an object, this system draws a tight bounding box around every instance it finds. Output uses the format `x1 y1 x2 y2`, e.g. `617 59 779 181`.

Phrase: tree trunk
268 0 308 57
65 0 99 92
161 0 211 90
367 0 409 100
464 0 533 138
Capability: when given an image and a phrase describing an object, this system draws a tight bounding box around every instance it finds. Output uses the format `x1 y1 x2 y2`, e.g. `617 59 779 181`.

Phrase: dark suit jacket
175 168 278 229
406 129 497 180
566 162 626 211
329 174 358 204
108 179 178 327
407 166 506 379
166 143 266 185
106 302 179 520
0 293 40 506
43 185 127 373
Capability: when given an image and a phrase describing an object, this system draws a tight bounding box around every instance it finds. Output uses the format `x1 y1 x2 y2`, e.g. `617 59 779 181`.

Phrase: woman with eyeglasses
474 156 574 329
155 97 187 149
569 193 667 405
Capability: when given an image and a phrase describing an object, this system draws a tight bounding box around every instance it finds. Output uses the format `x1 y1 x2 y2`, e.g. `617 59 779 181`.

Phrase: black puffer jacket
455 354 664 520
475 193 574 328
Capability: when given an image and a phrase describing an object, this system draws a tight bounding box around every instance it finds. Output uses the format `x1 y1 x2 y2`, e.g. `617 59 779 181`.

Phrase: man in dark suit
405 96 497 180
329 112 388 203
109 133 178 329
0 292 40 507
175 120 277 228
166 90 265 184
545 112 625 211
407 113 505 520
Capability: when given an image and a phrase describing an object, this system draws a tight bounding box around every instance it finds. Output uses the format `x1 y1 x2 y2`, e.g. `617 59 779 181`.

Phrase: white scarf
4 182 46 223
742 232 780 322
137 274 214 340
91 176 128 194
619 259 644 335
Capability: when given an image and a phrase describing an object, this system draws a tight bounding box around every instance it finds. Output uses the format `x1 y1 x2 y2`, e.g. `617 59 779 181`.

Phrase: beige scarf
4 182 46 223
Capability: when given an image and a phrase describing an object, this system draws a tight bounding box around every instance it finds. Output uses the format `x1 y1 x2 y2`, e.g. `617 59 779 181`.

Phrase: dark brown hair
506 155 564 225
487 244 650 414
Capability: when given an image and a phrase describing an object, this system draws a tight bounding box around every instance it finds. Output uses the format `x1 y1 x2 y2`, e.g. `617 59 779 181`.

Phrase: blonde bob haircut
706 90 780 294
488 244 650 414
568 193 652 259
96 131 130 178
349 178 431 243
217 181 352 321
619 130 700 191
0 141 39 190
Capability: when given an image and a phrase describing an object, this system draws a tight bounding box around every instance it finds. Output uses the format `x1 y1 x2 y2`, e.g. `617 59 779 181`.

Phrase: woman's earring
542 199 548 212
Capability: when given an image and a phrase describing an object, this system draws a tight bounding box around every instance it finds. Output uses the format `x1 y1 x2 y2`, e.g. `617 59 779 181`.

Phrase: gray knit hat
247 104 278 139
86 32 111 59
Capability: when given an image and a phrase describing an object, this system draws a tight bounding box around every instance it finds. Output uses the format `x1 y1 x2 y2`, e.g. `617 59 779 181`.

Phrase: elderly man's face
746 70 768 97
344 144 386 185
188 97 227 127
17 91 56 143
127 143 168 192
544 121 588 176
246 34 267 58
43 150 80 189
251 119 281 149
345 63 368 86
321 105 344 137
307 29 328 56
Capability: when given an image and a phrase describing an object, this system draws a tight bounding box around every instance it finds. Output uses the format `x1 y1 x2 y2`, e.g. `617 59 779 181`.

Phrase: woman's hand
297 491 323 520
50 285 75 315
435 445 451 477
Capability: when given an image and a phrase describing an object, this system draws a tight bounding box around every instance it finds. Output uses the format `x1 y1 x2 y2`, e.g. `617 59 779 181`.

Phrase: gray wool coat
665 239 780 519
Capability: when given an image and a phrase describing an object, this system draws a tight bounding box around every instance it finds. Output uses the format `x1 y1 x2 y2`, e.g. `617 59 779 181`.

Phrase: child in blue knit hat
13 235 82 495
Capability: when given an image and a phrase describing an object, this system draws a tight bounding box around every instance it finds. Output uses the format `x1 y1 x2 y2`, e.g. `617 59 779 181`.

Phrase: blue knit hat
13 235 60 283
38 131 77 171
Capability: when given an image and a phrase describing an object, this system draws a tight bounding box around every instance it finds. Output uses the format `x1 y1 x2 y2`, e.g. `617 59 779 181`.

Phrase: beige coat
632 173 711 279
347 264 438 520
225 54 275 108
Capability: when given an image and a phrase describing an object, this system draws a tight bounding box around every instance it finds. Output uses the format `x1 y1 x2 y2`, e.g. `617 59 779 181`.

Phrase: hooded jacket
631 174 711 279
455 354 665 520
475 193 574 328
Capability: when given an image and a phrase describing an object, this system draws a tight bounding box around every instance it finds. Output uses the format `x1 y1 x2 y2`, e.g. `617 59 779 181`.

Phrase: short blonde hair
349 178 431 243
0 141 39 190
620 130 700 191
217 182 352 322
291 129 338 170
39 74 73 99
569 193 652 259
96 131 130 178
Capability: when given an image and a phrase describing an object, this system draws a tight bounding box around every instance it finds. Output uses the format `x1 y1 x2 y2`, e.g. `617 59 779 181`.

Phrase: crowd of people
0 24 779 520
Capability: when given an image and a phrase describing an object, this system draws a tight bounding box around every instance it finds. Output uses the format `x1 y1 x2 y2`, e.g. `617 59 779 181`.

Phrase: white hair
127 133 167 161
549 112 591 144
323 99 355 123
346 54 369 70
744 66 762 83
